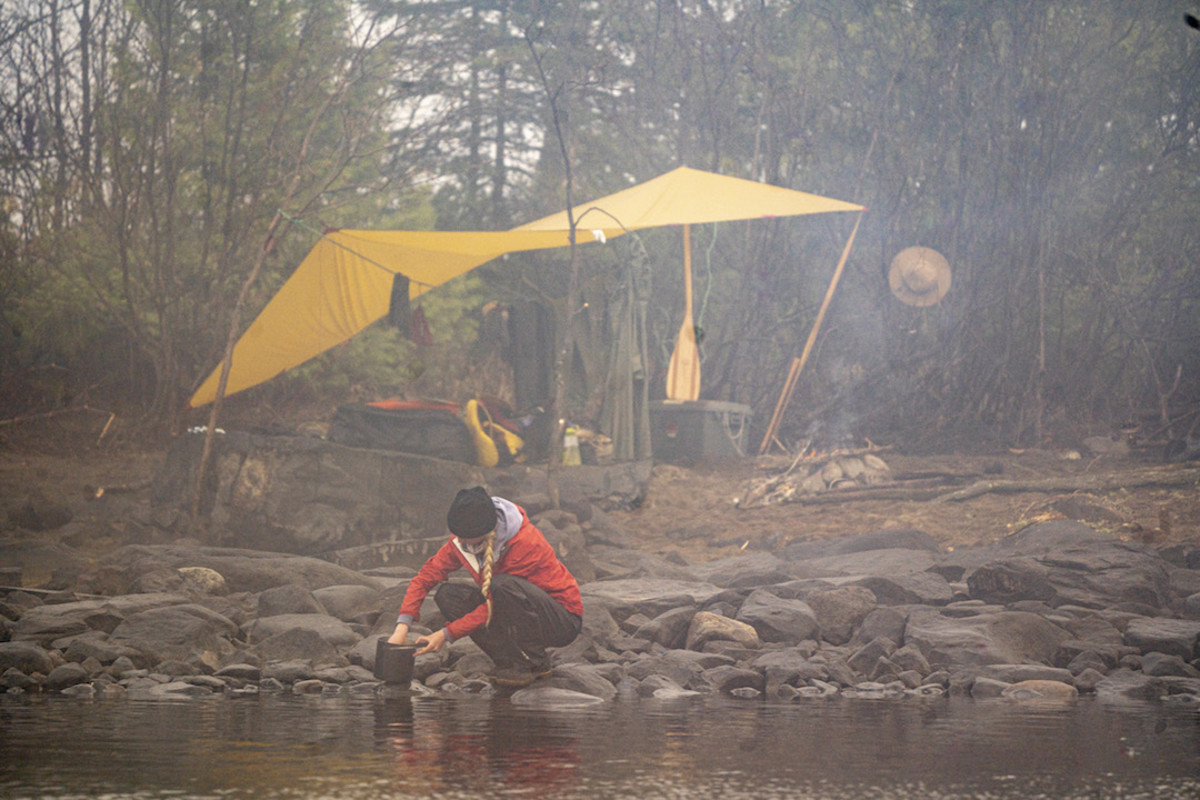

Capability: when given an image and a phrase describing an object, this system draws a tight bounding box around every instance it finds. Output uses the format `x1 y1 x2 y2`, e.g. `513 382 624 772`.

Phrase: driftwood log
933 465 1200 502
801 465 1199 505
741 461 1199 508
792 479 954 505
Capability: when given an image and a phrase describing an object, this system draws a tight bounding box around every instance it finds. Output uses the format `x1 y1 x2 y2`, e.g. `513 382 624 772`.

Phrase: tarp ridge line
279 209 433 289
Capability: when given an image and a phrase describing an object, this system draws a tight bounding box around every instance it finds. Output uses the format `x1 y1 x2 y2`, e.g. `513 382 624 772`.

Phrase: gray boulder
1062 646 1119 675
580 601 622 649
804 585 877 645
632 607 696 649
9 598 128 646
347 635 386 672
780 528 941 561
449 650 494 680
252 627 349 668
1058 635 1139 670
257 583 328 617
970 676 1012 698
625 650 732 688
996 520 1120 554
1060 613 1125 645
1123 618 1200 660
177 552 382 593
734 589 819 644
0 641 55 675
790 549 939 580
0 589 43 614
979 663 1074 684
508 686 607 707
534 514 597 584
1001 680 1079 703
216 663 262 681
903 608 1072 669
1141 651 1200 678
1043 548 1170 609
61 631 150 668
244 613 361 649
146 680 218 699
105 593 202 616
2 666 39 690
43 662 90 692
108 603 240 663
966 558 1057 604
847 636 898 676
968 522 1173 609
891 643 932 676
132 566 228 597
1094 668 1168 702
1160 676 1200 701
581 578 721 622
545 663 619 700
96 544 380 595
586 547 698 582
686 611 761 651
156 432 479 555
852 572 954 606
1167 566 1200 601
313 584 383 623
689 552 796 589
969 549 1171 611
752 647 827 696
640 675 702 699
699 664 764 694
853 606 908 646
9 592 192 647
261 659 322 684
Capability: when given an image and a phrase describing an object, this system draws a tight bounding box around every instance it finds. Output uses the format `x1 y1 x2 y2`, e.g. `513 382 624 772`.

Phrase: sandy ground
608 448 1200 561
2 415 1198 573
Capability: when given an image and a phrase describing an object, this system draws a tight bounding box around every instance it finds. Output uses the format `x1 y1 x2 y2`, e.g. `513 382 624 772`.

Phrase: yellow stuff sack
464 398 524 467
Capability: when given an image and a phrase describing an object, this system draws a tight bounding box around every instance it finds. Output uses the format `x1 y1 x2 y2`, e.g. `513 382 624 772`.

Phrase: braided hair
479 531 496 626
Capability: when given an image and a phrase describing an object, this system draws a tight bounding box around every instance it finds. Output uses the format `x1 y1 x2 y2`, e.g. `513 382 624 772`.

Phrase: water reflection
1 692 1198 799
372 695 583 794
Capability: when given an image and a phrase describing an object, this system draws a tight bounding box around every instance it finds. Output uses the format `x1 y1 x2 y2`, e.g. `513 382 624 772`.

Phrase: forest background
1 0 1198 457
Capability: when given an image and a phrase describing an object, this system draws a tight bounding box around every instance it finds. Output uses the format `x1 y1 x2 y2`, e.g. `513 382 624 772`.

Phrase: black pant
435 574 581 669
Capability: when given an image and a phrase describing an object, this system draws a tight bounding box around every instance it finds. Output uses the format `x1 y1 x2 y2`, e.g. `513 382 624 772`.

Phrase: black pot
374 641 417 686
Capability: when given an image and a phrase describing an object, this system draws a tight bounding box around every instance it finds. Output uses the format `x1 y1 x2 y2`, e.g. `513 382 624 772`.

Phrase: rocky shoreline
3 485 1200 709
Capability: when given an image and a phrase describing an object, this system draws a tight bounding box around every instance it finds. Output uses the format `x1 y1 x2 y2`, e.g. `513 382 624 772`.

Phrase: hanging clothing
600 246 654 461
507 301 556 413
387 274 411 332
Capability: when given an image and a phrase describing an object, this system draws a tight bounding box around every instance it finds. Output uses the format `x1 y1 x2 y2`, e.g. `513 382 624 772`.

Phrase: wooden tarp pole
759 212 863 455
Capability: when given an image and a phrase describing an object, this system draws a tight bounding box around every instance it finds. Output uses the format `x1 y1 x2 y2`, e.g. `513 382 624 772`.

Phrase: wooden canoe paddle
665 223 700 401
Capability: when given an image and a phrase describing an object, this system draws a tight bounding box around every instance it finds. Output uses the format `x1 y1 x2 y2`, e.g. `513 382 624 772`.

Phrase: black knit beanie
446 486 496 537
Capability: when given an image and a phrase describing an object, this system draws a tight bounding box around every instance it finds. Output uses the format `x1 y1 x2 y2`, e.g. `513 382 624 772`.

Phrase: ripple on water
0 693 1197 800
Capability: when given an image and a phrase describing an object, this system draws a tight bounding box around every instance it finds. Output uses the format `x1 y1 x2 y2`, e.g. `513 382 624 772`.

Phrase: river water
2 691 1198 799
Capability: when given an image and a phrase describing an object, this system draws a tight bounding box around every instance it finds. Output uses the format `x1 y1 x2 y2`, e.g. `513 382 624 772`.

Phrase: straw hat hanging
888 246 951 307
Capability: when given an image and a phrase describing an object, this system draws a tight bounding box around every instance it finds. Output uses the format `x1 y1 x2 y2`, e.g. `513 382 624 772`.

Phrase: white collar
453 537 483 571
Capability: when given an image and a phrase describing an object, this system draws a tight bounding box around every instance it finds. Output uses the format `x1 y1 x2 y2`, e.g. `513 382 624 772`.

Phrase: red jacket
397 504 582 641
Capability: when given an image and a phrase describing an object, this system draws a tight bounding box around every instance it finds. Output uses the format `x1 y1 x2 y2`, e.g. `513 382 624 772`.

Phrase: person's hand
387 622 409 645
415 628 447 655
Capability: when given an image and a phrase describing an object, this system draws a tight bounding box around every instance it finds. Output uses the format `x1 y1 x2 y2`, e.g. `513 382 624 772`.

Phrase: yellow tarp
517 166 863 234
189 228 599 407
189 167 863 408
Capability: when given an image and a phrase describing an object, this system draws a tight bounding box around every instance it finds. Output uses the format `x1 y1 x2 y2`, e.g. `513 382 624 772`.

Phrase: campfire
737 441 893 509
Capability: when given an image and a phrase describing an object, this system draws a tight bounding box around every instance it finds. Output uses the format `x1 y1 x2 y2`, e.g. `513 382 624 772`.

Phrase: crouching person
388 486 583 688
